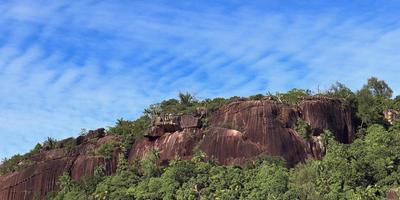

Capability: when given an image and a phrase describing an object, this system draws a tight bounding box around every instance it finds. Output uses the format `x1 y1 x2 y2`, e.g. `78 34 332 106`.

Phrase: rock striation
0 129 119 200
129 97 356 167
0 96 356 200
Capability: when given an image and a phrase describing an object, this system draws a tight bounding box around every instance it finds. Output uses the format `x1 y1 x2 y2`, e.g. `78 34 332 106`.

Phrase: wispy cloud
1 0 400 158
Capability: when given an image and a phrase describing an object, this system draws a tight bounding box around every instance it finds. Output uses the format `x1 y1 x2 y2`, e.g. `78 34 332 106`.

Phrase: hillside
1 77 400 200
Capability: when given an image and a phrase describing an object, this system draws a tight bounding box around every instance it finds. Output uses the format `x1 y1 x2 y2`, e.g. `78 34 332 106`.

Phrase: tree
107 116 150 154
178 92 196 106
242 161 289 199
93 155 140 200
326 81 354 99
356 77 393 126
295 119 313 141
43 137 57 150
356 88 381 126
393 95 400 110
277 88 311 105
364 77 393 99
140 149 161 178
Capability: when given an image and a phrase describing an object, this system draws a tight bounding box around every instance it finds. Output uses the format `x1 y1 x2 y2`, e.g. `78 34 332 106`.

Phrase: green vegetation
143 92 233 117
47 77 400 199
276 88 311 105
107 116 150 154
0 154 33 175
50 122 400 200
2 77 400 199
95 141 120 159
43 137 58 150
0 138 56 175
58 138 77 152
249 93 264 101
50 166 107 200
294 119 313 141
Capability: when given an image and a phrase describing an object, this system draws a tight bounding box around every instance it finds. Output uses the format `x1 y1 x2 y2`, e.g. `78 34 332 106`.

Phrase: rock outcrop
387 187 400 200
129 97 356 167
0 129 119 200
0 97 356 200
299 97 355 143
384 109 398 125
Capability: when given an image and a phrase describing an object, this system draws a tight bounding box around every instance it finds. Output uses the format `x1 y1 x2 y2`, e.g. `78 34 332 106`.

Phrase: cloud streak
1 0 400 158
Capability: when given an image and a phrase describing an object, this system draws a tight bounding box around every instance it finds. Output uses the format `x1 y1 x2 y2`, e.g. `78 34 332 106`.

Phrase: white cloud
0 0 400 158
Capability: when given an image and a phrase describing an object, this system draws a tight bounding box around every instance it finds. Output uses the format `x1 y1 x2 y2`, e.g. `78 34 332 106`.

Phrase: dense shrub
107 116 150 154
4 77 400 199
95 141 120 159
294 118 313 141
276 88 311 105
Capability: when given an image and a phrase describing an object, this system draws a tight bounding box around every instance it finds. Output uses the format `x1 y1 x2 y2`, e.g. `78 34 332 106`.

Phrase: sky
1 0 400 159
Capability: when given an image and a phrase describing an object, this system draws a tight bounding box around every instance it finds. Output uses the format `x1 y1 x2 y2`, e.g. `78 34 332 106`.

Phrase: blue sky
1 0 400 159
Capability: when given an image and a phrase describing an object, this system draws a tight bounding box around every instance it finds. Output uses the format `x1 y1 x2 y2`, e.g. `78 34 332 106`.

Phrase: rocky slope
130 97 355 167
0 129 119 200
0 96 356 200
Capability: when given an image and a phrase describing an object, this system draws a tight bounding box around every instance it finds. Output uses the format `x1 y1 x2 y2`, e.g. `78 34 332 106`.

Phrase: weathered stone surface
144 115 182 137
97 135 121 146
384 109 398 125
199 127 264 165
207 100 309 166
0 129 120 200
71 155 117 180
180 115 201 129
308 136 325 160
0 97 357 199
76 128 105 145
0 157 74 200
129 129 203 164
144 114 200 137
130 97 356 167
299 97 355 143
387 187 400 200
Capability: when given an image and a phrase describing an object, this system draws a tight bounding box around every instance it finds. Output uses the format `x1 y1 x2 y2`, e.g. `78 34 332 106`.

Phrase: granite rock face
299 97 355 143
129 97 356 167
0 97 357 200
0 129 119 200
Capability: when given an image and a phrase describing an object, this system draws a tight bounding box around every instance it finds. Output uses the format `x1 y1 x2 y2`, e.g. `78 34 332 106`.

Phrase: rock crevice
0 97 356 200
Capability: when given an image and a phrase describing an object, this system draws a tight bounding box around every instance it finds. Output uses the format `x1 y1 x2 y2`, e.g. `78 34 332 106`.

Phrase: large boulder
0 97 357 199
129 128 203 164
144 114 201 137
207 100 309 166
299 97 355 143
198 127 264 165
180 114 201 129
144 115 182 137
130 97 356 167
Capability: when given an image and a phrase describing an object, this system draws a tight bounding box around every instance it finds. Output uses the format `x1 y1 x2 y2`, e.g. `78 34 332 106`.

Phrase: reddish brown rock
0 97 357 200
299 97 355 143
199 127 264 165
308 136 325 160
76 128 105 145
387 188 400 200
384 109 398 125
71 155 117 180
180 115 201 129
129 128 203 164
130 97 355 167
207 100 309 166
144 115 182 137
0 157 74 200
0 129 120 200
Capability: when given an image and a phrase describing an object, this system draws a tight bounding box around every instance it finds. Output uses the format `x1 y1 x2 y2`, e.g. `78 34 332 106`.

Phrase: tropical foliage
2 77 400 199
